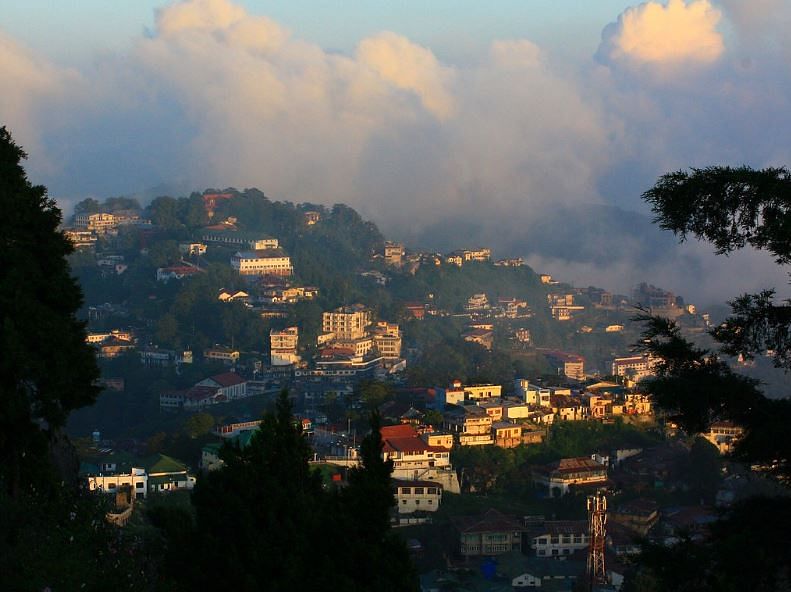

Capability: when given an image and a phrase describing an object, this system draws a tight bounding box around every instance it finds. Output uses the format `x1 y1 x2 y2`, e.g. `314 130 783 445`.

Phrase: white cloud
599 0 724 66
2 0 790 304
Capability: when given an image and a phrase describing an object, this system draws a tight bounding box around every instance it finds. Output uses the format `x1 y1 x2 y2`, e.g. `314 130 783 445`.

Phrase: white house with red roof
380 424 460 493
160 372 249 411
196 372 248 401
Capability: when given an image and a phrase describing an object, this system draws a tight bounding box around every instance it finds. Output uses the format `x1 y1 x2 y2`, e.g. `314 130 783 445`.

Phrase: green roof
144 453 188 475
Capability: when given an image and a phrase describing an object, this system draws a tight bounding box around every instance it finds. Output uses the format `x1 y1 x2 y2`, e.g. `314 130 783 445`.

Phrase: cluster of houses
63 210 150 249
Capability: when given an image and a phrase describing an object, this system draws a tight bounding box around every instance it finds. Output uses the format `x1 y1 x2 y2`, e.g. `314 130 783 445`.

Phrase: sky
2 0 790 306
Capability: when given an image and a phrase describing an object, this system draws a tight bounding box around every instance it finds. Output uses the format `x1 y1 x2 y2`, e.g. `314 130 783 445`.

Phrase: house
452 508 527 557
527 520 589 557
380 424 459 493
144 454 196 493
63 228 97 248
303 210 321 225
75 212 117 233
550 394 587 421
196 372 248 401
515 380 552 407
703 421 744 454
611 498 659 536
156 266 204 282
217 288 250 302
179 242 207 256
393 480 442 514
492 422 523 448
498 551 583 588
140 346 192 367
465 293 490 311
434 381 502 407
533 457 608 496
95 336 136 359
444 405 494 446
404 302 427 320
462 328 494 350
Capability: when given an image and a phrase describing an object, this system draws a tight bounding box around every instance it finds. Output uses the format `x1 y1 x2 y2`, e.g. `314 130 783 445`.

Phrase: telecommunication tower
587 491 607 590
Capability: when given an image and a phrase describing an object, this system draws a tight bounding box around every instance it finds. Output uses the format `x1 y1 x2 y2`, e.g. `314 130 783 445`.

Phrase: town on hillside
64 189 782 591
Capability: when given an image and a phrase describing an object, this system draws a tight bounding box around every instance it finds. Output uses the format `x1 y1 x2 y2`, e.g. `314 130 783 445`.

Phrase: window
428 500 433 505
415 500 420 505
402 500 407 505
401 487 411 494
428 487 437 495
107 483 116 489
136 482 144 489
414 487 424 495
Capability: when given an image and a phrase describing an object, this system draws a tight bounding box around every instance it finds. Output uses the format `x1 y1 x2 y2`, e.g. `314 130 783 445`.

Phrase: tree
627 166 791 590
643 166 791 369
73 197 100 215
639 166 791 477
0 127 101 495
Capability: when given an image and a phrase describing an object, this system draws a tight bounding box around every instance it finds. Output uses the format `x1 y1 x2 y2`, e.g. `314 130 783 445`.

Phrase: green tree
0 127 101 495
73 197 100 215
183 412 215 438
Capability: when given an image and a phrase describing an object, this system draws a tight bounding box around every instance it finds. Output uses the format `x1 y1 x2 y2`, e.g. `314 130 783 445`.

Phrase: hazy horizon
2 0 790 306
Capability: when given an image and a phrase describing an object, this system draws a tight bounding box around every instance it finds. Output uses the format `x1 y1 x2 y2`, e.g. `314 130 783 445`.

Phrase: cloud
598 0 724 66
356 32 456 120
2 0 791 305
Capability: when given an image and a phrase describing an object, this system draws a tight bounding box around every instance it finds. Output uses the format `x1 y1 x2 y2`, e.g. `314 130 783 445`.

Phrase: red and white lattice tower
587 491 607 589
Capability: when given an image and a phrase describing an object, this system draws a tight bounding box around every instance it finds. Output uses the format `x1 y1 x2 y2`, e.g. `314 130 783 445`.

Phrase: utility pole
587 491 607 591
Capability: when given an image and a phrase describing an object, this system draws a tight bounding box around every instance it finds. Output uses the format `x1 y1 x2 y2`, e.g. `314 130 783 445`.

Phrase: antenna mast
587 491 607 590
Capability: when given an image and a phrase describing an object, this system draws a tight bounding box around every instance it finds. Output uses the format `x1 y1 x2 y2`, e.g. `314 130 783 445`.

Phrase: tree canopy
0 127 101 496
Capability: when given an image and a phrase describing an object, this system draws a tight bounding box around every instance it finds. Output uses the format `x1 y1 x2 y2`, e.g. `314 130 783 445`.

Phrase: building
492 422 524 448
611 498 659 536
465 293 490 311
371 322 402 361
202 229 278 250
462 328 494 350
434 381 502 407
612 354 656 384
393 480 443 514
703 421 745 454
515 380 552 407
86 467 148 500
633 283 676 309
270 326 300 366
231 249 293 276
217 288 250 303
140 346 192 367
63 228 97 248
195 372 248 401
322 304 372 341
145 454 196 493
533 457 608 496
156 266 204 282
203 346 240 365
75 212 117 233
528 520 590 557
179 242 207 256
303 210 321 225
380 425 459 493
543 351 585 381
444 405 494 446
384 242 405 266
452 509 527 557
550 394 588 421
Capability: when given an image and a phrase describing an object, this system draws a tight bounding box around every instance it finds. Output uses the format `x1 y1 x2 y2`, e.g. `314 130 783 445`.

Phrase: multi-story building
612 354 656 384
384 242 405 266
270 326 300 366
492 422 523 448
632 283 676 309
322 304 372 340
231 250 293 276
75 212 117 233
434 381 502 407
528 520 589 557
533 457 608 496
380 424 459 492
515 380 552 407
444 406 494 446
393 480 443 514
371 322 402 361
179 242 207 256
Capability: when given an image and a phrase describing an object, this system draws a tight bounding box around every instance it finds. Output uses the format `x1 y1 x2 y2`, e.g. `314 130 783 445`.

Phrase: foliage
183 412 215 438
643 165 791 371
627 497 791 592
0 127 101 496
153 393 418 591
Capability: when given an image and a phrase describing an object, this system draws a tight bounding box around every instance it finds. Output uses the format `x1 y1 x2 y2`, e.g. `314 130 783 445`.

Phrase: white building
394 480 443 514
86 467 148 500
270 326 300 366
231 250 293 276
